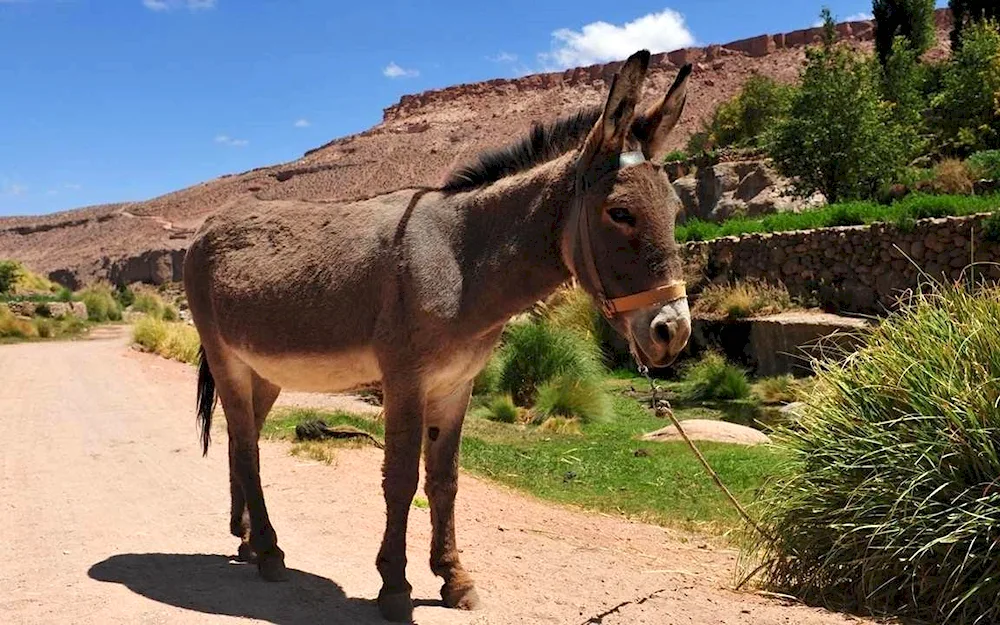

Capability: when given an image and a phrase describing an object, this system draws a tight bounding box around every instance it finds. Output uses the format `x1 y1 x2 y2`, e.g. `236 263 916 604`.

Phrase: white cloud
489 51 518 63
215 134 248 147
383 62 419 79
845 12 873 22
143 0 216 12
293 118 310 128
539 8 695 70
64 183 82 190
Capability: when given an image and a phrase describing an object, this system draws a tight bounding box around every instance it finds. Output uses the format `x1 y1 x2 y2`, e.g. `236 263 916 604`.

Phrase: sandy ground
0 326 872 625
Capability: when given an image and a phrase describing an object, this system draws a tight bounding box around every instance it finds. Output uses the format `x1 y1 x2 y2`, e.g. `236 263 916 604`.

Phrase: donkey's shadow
88 553 438 624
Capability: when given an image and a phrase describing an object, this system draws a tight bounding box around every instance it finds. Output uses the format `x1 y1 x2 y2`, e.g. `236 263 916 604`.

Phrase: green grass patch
263 397 783 535
131 316 201 364
676 193 1000 242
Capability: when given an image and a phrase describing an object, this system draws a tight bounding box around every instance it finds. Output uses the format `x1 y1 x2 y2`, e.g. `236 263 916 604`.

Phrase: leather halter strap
576 150 687 319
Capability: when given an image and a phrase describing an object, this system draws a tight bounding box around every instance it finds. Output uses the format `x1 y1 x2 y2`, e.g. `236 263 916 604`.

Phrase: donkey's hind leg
424 382 479 610
229 373 281 564
214 354 287 581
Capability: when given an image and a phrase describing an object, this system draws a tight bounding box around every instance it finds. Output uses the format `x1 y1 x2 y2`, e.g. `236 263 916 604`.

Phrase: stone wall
683 213 1000 314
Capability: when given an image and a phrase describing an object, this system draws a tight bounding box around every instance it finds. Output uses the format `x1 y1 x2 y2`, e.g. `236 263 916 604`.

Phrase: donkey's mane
441 106 602 193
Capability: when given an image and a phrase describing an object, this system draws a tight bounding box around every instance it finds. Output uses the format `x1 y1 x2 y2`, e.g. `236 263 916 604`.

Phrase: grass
262 396 784 535
676 193 1000 242
132 289 180 321
78 283 122 322
740 280 1000 624
131 316 201 364
0 304 90 341
534 375 611 423
481 394 519 423
692 280 795 319
681 352 752 402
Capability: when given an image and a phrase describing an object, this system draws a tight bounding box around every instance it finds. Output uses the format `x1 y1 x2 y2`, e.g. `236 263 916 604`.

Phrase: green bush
880 36 929 161
663 150 688 163
535 375 611 424
483 395 518 424
79 283 122 322
769 43 907 203
690 75 795 152
950 0 1000 49
741 281 1000 624
681 352 751 401
115 285 135 309
34 317 55 338
132 291 165 318
982 209 1000 242
933 19 1000 155
162 304 180 322
968 149 1000 179
0 261 21 294
495 320 604 407
132 316 201 365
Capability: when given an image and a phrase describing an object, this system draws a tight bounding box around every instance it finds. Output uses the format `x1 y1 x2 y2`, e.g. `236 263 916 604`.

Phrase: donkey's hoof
257 552 288 582
235 541 257 563
442 580 480 611
377 589 414 622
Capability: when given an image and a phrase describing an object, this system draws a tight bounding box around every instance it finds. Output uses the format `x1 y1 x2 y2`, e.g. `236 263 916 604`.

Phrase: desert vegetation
127 288 198 364
0 260 96 340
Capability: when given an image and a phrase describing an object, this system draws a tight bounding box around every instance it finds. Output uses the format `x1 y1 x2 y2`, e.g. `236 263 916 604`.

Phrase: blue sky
0 0 948 217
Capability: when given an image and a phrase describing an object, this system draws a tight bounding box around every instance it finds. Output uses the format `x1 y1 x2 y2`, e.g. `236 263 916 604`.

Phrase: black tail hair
196 346 216 456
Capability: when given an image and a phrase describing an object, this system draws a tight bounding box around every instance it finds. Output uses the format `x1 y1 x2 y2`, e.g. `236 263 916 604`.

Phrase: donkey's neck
449 153 576 332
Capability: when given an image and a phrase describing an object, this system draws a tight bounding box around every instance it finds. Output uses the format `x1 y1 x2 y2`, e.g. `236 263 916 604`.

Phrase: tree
687 75 796 152
872 0 936 66
933 19 1000 154
0 261 22 294
882 36 929 161
951 0 1000 49
769 43 906 203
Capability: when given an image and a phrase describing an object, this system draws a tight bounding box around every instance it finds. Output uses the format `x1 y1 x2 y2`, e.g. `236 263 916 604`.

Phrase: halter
575 150 687 319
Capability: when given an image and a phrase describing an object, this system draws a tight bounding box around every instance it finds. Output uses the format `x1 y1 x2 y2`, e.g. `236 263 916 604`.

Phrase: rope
637 365 775 545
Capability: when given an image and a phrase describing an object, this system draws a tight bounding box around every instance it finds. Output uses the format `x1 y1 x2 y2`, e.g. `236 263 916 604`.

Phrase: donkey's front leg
376 381 424 622
424 382 479 610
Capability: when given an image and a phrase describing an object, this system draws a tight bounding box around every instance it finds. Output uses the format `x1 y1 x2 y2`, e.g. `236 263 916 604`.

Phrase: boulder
642 419 771 446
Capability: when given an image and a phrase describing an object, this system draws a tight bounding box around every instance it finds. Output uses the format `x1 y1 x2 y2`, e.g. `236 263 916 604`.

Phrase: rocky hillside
0 10 955 288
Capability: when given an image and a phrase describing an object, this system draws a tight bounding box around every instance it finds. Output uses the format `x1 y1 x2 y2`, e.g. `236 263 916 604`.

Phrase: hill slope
0 11 953 288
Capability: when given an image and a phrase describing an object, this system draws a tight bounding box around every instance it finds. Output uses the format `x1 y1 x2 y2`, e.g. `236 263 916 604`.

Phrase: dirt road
0 327 868 625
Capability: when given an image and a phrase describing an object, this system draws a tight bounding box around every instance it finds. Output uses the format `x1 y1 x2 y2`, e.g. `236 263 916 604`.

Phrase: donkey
183 49 692 622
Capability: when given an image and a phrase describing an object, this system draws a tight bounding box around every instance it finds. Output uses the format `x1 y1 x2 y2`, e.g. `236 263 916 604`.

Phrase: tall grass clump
741 281 1000 624
132 316 200 365
79 283 122 322
534 375 611 423
693 280 794 319
494 320 605 406
0 305 37 338
681 352 751 401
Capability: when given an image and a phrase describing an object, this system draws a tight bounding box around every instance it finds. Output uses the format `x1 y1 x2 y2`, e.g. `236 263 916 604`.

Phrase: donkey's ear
632 63 691 160
582 50 651 158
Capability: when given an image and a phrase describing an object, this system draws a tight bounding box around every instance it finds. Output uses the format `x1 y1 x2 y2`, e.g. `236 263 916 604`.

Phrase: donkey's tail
196 346 217 457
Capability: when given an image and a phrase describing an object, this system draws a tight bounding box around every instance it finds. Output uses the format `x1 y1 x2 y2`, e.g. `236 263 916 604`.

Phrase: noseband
575 150 687 319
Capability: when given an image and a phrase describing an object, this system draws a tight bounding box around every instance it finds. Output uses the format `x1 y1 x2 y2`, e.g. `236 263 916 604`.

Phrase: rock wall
683 212 1000 314
47 248 186 290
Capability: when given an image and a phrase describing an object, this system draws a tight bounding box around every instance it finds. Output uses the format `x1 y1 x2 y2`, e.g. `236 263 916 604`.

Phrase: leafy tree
882 36 929 160
686 75 796 152
932 19 1000 154
873 0 936 66
769 43 906 203
951 0 1000 50
0 260 21 294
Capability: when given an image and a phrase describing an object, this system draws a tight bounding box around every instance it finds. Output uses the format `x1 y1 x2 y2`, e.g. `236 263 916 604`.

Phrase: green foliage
132 291 165 318
162 304 179 322
769 43 906 203
0 261 22 294
741 281 1000 624
881 36 929 160
483 394 519 424
132 316 201 365
473 355 502 396
820 7 838 48
681 352 752 401
692 280 794 320
78 283 122 322
689 75 795 151
932 20 1000 155
115 285 135 309
873 0 936 66
495 320 605 406
968 149 1000 179
950 0 1000 49
982 209 1000 242
535 375 611 424
675 193 1000 242
662 149 688 163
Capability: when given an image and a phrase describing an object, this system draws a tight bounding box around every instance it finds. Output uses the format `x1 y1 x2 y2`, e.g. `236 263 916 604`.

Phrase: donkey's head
562 50 691 368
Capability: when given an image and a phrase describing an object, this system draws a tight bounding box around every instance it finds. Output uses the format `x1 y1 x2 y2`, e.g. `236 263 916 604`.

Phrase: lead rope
635 361 775 545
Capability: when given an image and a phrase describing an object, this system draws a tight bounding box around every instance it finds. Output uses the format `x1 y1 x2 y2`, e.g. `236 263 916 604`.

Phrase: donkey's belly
234 347 382 394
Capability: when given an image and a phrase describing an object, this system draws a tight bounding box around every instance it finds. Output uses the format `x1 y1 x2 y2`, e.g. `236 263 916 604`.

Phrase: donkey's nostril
652 320 673 345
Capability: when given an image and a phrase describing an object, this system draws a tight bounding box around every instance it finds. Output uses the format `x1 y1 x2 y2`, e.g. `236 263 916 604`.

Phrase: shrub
0 305 37 338
132 291 165 318
769 43 906 203
691 75 795 151
951 0 1000 49
162 305 180 322
755 375 806 404
34 317 55 338
681 352 751 401
115 285 135 309
968 149 1000 179
0 261 21 294
880 36 929 162
132 316 201 365
933 19 1000 155
931 158 975 194
741 281 1000 624
663 150 688 163
483 395 518 424
982 209 1000 242
534 375 611 424
536 417 582 435
495 320 604 406
79 283 122 322
693 281 794 320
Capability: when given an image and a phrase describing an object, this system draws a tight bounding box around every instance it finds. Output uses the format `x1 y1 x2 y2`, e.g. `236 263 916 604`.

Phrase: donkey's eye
608 207 636 227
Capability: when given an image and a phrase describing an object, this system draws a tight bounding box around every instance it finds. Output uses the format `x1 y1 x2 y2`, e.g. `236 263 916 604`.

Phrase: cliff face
0 10 954 288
